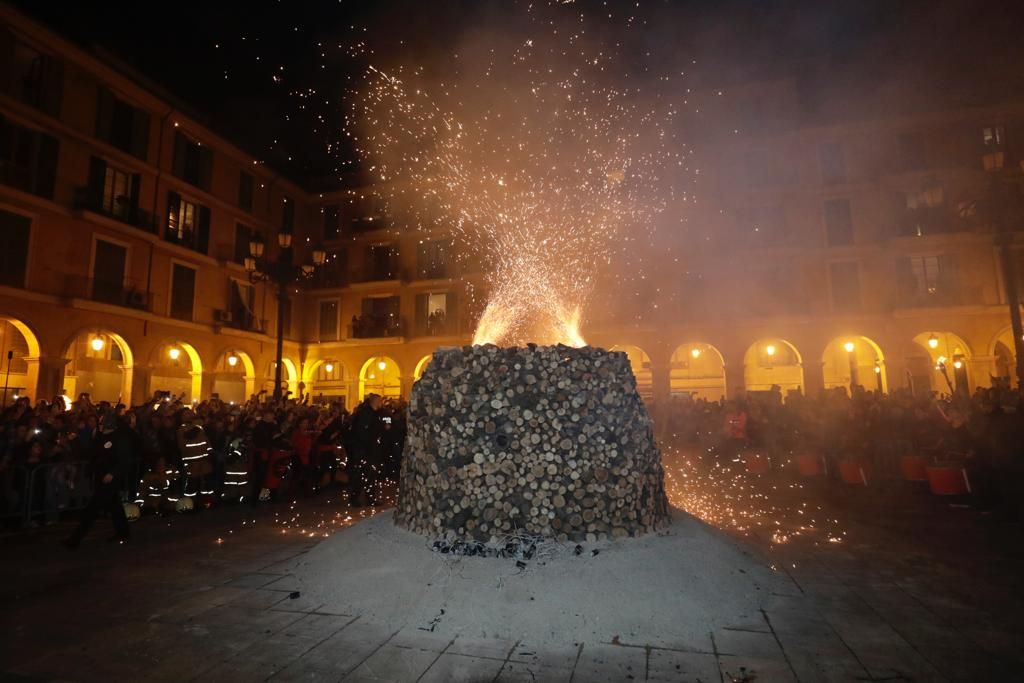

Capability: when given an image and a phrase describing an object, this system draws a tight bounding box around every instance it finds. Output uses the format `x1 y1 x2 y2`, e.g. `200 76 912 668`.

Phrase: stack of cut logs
394 344 670 543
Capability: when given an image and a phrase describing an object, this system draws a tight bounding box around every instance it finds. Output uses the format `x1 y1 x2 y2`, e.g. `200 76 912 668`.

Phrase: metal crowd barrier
0 461 148 527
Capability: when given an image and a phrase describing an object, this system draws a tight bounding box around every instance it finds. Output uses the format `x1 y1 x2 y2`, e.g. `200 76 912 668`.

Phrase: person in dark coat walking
64 415 135 547
347 394 383 506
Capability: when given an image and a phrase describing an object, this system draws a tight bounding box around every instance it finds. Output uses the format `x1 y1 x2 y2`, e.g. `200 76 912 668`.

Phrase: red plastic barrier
926 465 971 496
744 451 771 475
839 460 870 486
796 453 824 477
900 455 928 482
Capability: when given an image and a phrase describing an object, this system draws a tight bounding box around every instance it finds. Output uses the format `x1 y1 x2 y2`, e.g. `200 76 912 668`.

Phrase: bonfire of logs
394 344 670 543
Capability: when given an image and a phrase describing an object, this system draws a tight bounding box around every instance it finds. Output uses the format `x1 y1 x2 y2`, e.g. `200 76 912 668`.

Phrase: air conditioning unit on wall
214 309 234 323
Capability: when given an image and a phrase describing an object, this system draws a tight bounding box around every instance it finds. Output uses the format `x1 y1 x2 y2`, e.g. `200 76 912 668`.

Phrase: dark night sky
15 0 1024 189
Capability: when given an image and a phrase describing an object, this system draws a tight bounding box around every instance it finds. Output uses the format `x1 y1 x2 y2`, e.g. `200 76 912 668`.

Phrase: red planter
839 460 871 486
900 455 929 482
744 451 771 475
926 465 971 496
796 453 825 477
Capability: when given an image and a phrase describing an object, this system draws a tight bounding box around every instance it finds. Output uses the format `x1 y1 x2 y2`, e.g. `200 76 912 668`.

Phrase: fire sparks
347 1 688 346
662 446 847 547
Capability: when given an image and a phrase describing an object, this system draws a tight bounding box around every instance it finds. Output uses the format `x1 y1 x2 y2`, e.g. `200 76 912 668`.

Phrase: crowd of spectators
660 382 1024 516
0 391 408 540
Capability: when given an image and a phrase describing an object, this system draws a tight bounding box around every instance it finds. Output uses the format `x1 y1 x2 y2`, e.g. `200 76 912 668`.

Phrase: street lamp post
245 232 326 402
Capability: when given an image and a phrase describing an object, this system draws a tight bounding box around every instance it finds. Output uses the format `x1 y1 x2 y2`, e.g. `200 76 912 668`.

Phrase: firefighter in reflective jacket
177 409 212 498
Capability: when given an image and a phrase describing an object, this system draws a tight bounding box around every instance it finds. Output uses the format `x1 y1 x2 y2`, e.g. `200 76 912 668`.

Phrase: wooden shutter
166 191 181 237
0 27 13 96
40 56 63 117
446 290 459 333
87 156 106 205
415 293 429 335
172 131 187 179
33 133 59 199
130 108 150 161
0 209 31 288
196 205 211 254
95 86 114 142
128 173 141 210
199 147 213 190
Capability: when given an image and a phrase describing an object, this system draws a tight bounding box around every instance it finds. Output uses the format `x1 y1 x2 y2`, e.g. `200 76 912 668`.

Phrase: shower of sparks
347 1 689 346
662 446 847 547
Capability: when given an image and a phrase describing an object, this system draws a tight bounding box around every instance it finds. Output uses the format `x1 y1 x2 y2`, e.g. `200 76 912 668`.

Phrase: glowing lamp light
927 334 939 349
690 347 701 359
168 347 182 361
873 364 882 374
227 354 239 368
90 337 105 352
378 360 387 371
843 341 855 353
953 359 963 370
765 344 776 357
325 362 334 373
368 373 376 380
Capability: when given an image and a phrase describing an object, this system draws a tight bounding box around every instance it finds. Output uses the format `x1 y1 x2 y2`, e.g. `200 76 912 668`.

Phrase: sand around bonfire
290 508 786 649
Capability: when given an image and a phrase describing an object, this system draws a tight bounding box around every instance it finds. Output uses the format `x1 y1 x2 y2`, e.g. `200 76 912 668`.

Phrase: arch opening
264 358 300 399
910 331 971 396
63 329 134 404
413 355 433 381
149 341 202 403
306 359 348 407
212 349 255 405
743 338 804 395
668 343 726 401
822 336 887 393
359 355 401 400
0 316 40 405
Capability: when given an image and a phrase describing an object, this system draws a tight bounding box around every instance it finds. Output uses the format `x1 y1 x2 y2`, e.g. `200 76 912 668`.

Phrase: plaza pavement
0 475 1021 682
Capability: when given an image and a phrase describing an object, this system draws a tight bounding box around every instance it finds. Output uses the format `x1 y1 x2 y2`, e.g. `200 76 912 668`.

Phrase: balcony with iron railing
73 187 156 233
892 281 982 309
348 314 406 339
64 275 152 311
413 312 459 337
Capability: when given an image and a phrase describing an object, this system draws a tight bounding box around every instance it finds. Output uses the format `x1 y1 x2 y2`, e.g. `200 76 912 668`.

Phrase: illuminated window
982 125 1005 147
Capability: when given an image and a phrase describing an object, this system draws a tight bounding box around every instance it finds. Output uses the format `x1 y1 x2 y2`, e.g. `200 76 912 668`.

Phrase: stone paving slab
418 652 506 682
345 643 442 681
495 660 573 682
646 649 720 682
